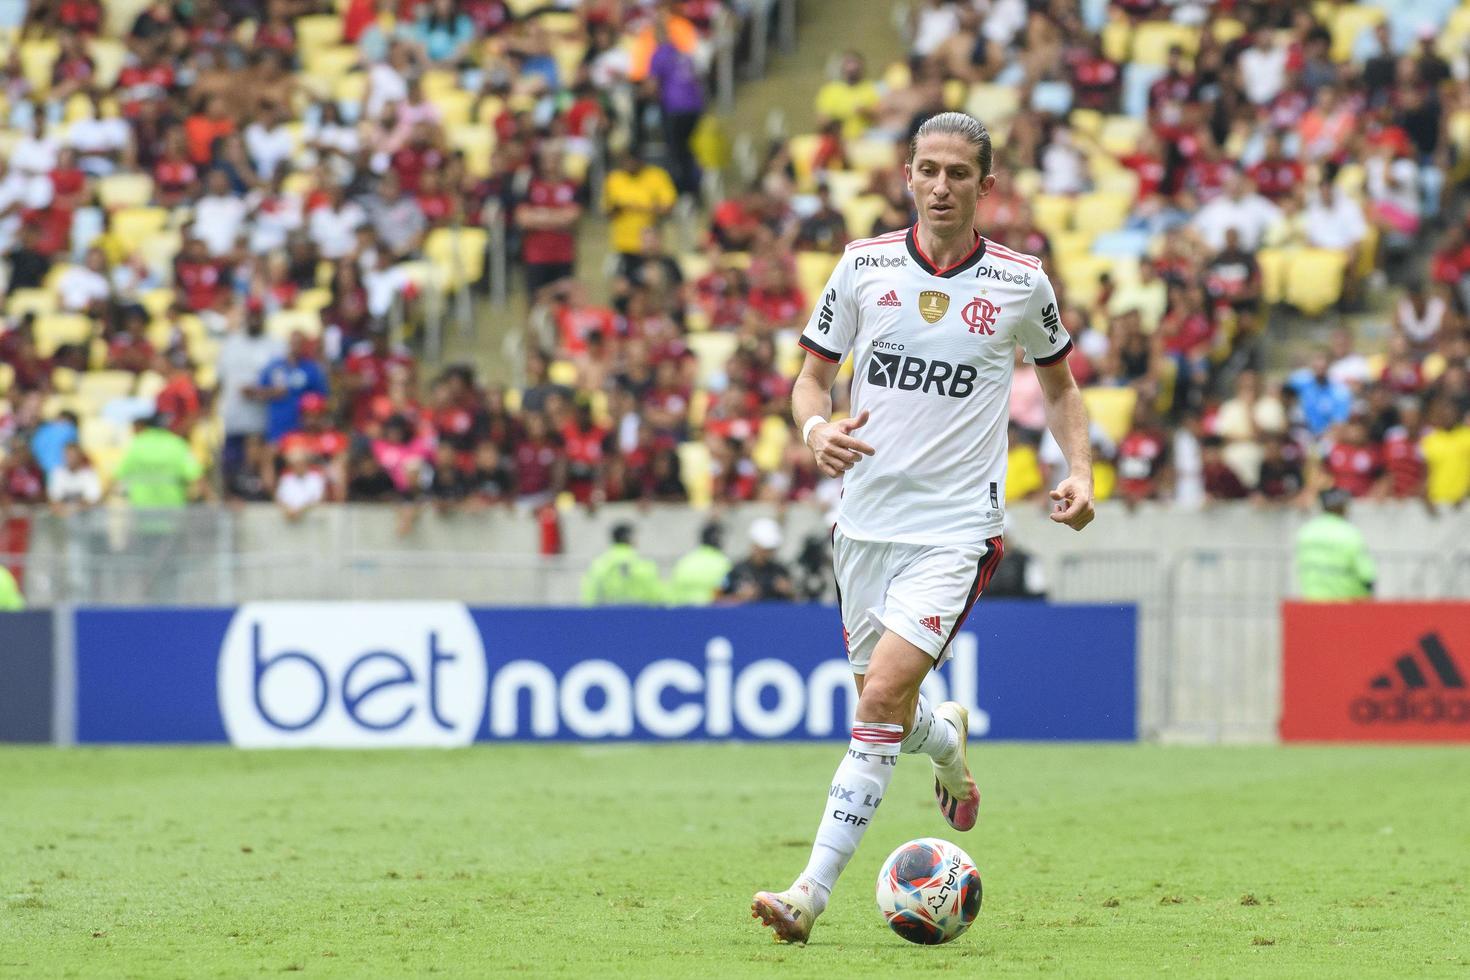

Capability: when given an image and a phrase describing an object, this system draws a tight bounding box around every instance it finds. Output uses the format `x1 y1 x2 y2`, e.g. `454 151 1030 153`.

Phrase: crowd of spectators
3 0 1470 523
0 0 749 516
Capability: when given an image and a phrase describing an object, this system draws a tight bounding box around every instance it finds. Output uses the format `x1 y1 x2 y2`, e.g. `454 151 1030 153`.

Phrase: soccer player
752 112 1096 944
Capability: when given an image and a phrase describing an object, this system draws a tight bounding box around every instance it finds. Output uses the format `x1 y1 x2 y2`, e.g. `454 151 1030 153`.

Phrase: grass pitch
2 744 1467 978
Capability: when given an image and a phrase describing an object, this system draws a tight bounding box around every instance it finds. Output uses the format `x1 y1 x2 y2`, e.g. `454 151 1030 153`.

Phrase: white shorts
832 526 1004 674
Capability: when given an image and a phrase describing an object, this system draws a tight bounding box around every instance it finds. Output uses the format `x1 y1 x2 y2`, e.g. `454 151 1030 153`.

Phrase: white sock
795 721 904 914
901 695 959 762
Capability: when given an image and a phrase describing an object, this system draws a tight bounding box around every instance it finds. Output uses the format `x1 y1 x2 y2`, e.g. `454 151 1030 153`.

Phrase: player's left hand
1048 475 1095 531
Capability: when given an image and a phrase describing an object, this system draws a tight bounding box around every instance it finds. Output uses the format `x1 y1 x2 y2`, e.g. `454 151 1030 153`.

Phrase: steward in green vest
667 523 733 606
581 523 665 605
1295 487 1376 600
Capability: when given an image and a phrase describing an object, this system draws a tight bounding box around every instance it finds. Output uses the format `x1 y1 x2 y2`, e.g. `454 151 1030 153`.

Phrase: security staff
667 523 733 606
0 565 23 611
580 523 665 606
1295 486 1376 600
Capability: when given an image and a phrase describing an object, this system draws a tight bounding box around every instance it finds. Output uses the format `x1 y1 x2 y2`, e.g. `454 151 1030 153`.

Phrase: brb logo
218 603 487 748
867 351 978 398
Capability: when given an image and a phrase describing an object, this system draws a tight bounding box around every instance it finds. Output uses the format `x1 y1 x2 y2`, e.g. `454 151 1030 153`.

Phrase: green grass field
2 745 1468 978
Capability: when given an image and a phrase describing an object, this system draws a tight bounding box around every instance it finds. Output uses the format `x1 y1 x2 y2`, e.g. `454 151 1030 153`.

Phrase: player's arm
793 253 872 479
1034 360 1095 530
793 354 873 478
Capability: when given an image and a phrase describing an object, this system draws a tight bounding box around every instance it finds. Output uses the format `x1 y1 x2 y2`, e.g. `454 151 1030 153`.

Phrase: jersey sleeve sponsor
798 252 857 363
1015 271 1072 366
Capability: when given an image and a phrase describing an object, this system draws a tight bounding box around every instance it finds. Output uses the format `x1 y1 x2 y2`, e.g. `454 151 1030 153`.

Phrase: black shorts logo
866 352 977 398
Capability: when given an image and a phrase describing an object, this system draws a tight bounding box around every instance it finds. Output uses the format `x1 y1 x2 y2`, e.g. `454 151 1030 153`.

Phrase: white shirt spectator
194 192 248 256
1172 427 1205 508
1301 189 1367 251
277 467 327 512
1192 191 1282 251
1239 39 1289 105
366 62 409 120
309 120 360 159
244 120 296 180
248 191 304 255
1397 294 1447 346
308 200 366 259
982 0 1028 46
68 116 132 176
57 264 111 311
48 463 102 505
1040 135 1088 195
1329 351 1373 388
365 262 413 317
911 1 960 58
11 131 58 177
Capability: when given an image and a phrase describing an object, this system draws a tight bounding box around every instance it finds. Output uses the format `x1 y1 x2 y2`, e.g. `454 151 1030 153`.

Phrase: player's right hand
806 410 875 478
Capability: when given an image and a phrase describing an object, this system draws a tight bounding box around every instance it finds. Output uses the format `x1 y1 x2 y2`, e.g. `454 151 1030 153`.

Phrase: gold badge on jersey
918 291 950 324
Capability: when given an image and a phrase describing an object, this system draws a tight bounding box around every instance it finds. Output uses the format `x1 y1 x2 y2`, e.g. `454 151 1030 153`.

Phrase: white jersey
799 225 1072 547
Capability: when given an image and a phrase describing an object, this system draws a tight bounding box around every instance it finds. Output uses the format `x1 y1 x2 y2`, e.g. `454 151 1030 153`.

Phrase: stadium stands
1 0 1469 521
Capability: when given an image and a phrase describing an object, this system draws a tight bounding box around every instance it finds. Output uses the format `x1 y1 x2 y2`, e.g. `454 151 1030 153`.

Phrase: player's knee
855 680 914 732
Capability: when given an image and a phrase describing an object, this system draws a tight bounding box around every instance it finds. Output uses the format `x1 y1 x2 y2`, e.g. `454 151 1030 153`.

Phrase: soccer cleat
931 701 979 832
751 885 818 945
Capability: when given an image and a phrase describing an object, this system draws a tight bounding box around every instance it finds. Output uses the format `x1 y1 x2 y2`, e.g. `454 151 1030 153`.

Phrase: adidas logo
1352 633 1470 725
920 615 942 636
877 290 901 307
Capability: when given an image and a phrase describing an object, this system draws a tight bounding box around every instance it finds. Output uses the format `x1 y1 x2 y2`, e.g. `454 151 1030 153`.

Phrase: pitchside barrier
1281 602 1470 742
0 610 53 742
49 602 1138 747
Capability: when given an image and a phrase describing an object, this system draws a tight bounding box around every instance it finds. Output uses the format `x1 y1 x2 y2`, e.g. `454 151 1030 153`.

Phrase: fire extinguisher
537 503 562 556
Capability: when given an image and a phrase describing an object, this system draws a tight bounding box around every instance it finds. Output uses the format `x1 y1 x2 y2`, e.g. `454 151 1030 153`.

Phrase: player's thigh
831 528 888 676
878 539 995 668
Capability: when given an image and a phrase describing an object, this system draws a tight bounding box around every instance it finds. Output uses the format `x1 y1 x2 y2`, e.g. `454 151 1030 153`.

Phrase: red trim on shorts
941 535 1005 653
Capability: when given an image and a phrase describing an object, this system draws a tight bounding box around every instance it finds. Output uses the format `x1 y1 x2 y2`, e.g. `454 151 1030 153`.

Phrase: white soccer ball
875 837 983 944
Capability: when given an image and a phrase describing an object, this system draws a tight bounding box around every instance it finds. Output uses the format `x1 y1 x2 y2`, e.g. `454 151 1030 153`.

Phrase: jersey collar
905 224 987 278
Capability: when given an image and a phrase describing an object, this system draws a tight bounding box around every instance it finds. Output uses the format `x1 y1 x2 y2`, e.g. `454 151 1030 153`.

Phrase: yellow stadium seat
88 445 124 482
502 387 522 413
138 231 182 277
0 362 13 396
135 370 166 402
1101 16 1131 63
35 313 94 357
839 194 887 239
87 38 126 89
1099 115 1145 156
1256 247 1289 304
112 207 169 254
6 288 58 319
1069 108 1104 137
305 45 359 85
795 250 840 301
1072 191 1133 236
106 0 152 38
79 415 128 454
20 39 58 95
844 138 899 173
787 133 821 191
295 14 344 53
752 415 790 472
424 227 488 290
550 38 587 89
295 288 332 313
1356 223 1379 280
1058 254 1113 309
546 360 578 386
1211 18 1246 45
97 173 155 210
1330 5 1384 63
676 441 713 509
1440 8 1470 59
822 169 868 208
421 69 460 100
266 309 322 341
1051 230 1095 263
686 331 738 387
476 95 507 126
1082 387 1138 445
138 289 174 319
76 370 137 403
880 61 911 91
965 83 1021 122
679 253 712 281
431 89 475 127
448 125 496 178
51 365 78 394
1284 248 1348 316
333 72 369 107
1093 166 1140 198
1131 21 1198 66
1093 459 1117 501
1030 194 1074 237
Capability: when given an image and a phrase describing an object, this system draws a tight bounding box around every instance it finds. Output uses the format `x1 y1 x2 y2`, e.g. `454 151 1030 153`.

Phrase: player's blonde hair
909 112 993 179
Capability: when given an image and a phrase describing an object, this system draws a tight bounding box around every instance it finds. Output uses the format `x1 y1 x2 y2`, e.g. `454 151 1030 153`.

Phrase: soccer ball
876 837 982 944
